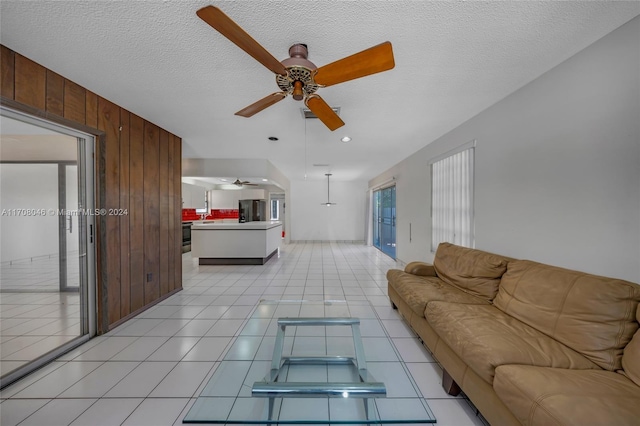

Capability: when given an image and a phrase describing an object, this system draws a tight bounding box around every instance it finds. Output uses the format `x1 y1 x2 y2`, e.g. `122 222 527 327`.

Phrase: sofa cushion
426 301 600 383
387 269 488 318
494 260 640 371
622 304 640 386
494 365 640 426
433 242 509 300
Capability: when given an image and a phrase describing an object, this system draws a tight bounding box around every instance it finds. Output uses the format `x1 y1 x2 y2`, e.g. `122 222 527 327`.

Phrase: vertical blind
431 147 474 251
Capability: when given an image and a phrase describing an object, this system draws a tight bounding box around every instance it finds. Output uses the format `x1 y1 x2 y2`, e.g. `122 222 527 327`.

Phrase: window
431 142 475 251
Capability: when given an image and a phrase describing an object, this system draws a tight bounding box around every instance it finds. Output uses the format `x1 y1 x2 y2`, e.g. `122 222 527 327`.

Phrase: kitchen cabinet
182 183 206 209
191 221 282 265
208 189 266 209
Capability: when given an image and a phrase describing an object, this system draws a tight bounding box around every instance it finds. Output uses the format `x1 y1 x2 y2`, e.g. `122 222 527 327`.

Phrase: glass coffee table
183 300 436 424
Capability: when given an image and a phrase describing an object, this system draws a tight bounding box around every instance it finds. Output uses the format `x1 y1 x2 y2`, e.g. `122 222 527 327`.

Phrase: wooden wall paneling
14 54 45 110
173 134 182 290
119 109 131 317
159 129 170 296
167 133 175 292
45 70 64 116
129 114 145 312
85 90 98 128
63 80 86 124
2 46 183 331
1 45 15 99
97 96 121 325
143 121 160 304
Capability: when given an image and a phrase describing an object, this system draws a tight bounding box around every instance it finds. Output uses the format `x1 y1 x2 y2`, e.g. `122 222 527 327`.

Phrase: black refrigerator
239 199 267 222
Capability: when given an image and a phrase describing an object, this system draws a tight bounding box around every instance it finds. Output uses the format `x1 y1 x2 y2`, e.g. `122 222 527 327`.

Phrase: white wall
369 16 640 283
0 164 59 261
290 179 367 241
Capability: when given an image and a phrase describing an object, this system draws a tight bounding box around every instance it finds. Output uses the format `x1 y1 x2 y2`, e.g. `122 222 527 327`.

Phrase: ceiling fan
196 5 395 131
232 178 257 187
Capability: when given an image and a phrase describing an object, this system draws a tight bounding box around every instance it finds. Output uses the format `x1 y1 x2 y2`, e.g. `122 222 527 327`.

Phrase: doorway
270 193 285 237
0 109 96 388
373 185 396 259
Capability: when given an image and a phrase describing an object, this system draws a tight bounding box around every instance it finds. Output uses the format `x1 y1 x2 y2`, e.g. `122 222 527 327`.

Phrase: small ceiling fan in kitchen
232 179 258 187
196 5 395 131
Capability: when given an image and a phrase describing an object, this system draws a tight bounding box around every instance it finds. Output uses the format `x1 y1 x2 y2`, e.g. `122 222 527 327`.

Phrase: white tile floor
1 253 83 376
1 252 81 293
0 292 81 376
0 242 487 426
1 255 61 292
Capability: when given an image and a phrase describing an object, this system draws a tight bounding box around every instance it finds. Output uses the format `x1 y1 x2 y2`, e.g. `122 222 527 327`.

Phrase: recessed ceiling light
341 136 351 143
268 136 279 141
262 178 268 182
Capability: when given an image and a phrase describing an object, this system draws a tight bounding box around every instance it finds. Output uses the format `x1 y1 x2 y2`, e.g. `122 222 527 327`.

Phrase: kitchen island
191 221 282 265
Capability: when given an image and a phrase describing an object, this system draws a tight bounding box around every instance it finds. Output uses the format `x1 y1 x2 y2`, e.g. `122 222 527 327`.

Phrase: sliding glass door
373 185 396 259
0 109 95 388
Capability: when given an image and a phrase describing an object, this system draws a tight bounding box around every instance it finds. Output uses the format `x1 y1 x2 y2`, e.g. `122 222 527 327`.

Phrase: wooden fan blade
305 95 345 131
235 92 287 117
314 41 395 87
197 6 287 76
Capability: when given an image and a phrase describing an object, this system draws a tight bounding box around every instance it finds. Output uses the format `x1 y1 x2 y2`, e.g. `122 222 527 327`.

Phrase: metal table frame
252 317 387 420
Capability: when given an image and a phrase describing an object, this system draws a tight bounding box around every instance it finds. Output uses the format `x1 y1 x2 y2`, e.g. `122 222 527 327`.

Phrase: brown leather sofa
387 242 640 426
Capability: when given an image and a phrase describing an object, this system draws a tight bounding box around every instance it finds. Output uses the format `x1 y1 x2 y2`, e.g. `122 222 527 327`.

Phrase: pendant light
322 173 336 206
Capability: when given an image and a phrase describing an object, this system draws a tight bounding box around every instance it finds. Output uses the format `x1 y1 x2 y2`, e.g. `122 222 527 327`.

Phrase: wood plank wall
0 45 183 333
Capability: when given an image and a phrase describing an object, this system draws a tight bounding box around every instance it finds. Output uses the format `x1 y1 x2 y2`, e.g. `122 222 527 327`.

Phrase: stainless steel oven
182 222 192 252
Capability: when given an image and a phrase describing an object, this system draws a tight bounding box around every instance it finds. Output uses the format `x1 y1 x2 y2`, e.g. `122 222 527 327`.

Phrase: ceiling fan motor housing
277 43 320 100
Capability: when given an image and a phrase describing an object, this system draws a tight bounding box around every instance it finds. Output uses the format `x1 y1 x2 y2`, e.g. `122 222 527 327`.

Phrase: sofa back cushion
621 305 640 386
494 260 640 371
433 242 509 301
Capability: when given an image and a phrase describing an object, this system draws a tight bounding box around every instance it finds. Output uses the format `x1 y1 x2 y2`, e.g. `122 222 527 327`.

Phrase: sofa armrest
404 262 437 277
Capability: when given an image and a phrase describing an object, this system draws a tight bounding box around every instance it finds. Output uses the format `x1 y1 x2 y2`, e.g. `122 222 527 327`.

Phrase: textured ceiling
1 1 638 184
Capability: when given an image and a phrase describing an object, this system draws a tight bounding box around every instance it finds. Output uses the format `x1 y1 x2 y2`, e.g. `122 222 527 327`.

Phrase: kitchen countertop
191 221 281 230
